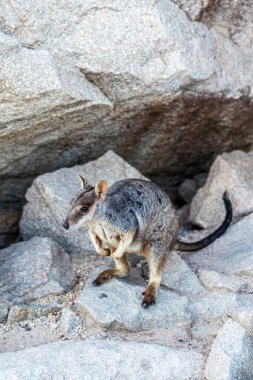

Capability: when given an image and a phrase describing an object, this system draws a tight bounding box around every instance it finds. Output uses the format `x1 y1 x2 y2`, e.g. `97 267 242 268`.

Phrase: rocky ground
0 150 253 379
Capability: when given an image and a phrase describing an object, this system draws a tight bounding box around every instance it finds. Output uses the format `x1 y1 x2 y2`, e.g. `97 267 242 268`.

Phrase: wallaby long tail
174 192 233 252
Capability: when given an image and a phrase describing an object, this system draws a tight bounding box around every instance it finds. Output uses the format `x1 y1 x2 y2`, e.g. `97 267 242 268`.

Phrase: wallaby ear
95 180 108 199
75 170 89 189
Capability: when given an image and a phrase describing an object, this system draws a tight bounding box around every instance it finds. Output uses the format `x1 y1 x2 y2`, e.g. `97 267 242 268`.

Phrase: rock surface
1 0 253 206
190 151 253 228
76 267 191 331
189 293 237 322
182 212 253 284
76 263 251 331
205 319 253 380
0 237 76 304
163 252 204 294
176 0 253 49
231 307 253 338
7 303 62 324
199 270 253 293
2 158 253 376
59 308 81 337
0 339 203 380
20 150 147 255
178 179 198 204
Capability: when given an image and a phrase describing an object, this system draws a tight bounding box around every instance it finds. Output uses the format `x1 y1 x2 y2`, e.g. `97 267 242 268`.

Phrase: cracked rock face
20 151 147 255
1 0 253 204
183 212 253 284
0 237 77 304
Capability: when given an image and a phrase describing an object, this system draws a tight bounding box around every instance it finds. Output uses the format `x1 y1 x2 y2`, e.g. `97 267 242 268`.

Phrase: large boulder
190 151 253 228
76 263 252 331
0 339 204 380
76 267 191 331
0 237 76 304
182 212 253 285
205 319 253 380
1 1 253 206
20 151 147 255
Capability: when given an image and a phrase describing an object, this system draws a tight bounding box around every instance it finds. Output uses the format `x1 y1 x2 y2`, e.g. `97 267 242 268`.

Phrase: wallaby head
63 173 107 230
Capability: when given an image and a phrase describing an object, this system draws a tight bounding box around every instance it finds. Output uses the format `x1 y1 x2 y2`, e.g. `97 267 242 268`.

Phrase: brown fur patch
140 242 149 258
157 253 168 273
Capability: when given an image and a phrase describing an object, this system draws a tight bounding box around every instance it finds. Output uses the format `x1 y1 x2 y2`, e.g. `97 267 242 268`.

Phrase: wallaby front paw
98 248 111 257
142 286 156 309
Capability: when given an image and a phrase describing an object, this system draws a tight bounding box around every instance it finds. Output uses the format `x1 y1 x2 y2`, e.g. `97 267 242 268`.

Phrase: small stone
7 306 28 324
75 266 191 332
205 319 253 380
100 332 108 339
177 204 190 227
178 179 198 203
59 308 81 336
0 237 77 304
7 303 62 324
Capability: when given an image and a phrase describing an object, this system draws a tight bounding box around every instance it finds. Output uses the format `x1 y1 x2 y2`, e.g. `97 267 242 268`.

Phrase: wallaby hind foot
142 284 157 308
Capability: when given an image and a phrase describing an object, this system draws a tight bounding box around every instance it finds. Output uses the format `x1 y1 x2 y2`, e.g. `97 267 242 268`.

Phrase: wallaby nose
63 221 69 230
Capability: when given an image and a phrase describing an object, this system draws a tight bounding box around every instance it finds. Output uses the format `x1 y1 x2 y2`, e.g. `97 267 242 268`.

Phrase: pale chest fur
93 222 142 254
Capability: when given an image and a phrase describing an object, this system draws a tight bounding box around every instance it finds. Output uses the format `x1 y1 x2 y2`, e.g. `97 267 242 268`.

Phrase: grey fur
93 179 179 245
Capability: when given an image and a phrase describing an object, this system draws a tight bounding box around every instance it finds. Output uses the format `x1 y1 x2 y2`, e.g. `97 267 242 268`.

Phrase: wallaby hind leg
92 254 129 286
142 252 167 309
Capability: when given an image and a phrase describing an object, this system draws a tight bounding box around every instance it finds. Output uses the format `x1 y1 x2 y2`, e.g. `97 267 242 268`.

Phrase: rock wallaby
63 175 232 308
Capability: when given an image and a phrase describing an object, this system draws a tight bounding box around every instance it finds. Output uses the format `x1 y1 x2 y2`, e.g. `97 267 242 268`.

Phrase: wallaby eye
80 206 89 213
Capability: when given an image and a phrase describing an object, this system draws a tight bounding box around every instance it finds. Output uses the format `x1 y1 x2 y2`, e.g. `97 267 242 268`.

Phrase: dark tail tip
223 191 228 201
222 191 233 225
